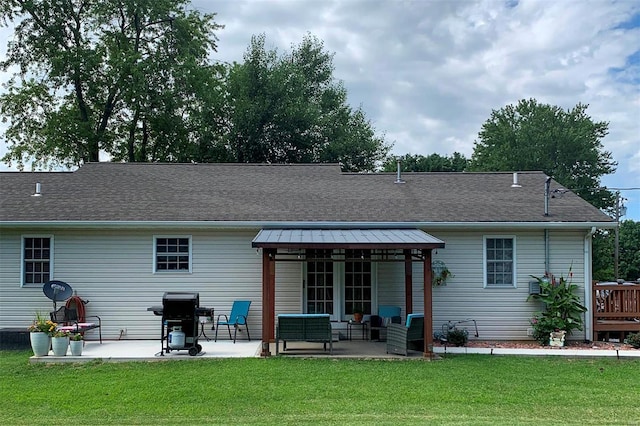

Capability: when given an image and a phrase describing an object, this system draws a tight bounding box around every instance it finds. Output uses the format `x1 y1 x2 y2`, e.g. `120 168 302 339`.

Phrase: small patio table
347 320 368 340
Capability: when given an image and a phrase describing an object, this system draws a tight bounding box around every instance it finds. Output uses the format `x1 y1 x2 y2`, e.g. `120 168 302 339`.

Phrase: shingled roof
0 163 614 226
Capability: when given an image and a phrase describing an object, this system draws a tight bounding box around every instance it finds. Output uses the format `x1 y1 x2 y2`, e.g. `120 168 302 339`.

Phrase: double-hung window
22 236 53 286
154 236 191 272
484 236 516 287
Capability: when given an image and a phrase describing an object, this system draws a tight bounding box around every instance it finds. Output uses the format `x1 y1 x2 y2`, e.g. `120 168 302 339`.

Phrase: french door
305 249 334 315
305 249 373 320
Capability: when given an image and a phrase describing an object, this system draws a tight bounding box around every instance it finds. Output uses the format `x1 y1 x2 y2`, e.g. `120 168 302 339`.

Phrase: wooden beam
261 249 276 357
423 249 434 359
404 249 413 315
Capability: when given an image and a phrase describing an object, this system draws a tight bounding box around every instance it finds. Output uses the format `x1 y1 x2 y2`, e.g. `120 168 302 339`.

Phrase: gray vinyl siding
0 227 591 341
275 258 303 314
376 262 405 317
0 229 265 341
412 229 587 341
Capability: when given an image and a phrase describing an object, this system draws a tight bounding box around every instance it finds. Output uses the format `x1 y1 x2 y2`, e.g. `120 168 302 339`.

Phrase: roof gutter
0 220 618 230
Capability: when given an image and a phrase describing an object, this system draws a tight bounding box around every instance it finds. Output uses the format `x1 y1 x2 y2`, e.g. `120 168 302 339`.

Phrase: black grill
163 292 199 320
149 292 209 356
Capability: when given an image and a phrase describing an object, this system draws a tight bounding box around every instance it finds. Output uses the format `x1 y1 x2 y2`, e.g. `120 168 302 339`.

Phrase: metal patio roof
251 228 446 249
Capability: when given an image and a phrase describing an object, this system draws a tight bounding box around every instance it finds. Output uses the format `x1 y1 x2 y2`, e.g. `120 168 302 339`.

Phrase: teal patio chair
386 313 424 356
215 300 251 343
369 305 402 341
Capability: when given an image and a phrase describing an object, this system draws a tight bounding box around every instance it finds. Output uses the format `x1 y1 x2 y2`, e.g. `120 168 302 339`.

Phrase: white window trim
153 235 192 273
483 235 517 289
21 234 54 287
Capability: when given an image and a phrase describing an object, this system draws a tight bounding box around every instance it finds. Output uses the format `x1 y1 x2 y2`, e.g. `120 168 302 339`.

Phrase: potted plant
51 329 70 356
446 328 469 347
528 269 587 346
69 333 84 356
352 306 364 323
432 260 454 286
27 312 57 356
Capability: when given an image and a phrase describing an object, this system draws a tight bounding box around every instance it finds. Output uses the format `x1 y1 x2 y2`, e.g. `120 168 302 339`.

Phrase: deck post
261 248 276 357
404 249 413 315
423 249 434 358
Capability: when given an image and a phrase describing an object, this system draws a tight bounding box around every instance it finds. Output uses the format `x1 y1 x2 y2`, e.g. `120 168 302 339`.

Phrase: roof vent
510 172 521 188
32 182 42 197
395 159 405 184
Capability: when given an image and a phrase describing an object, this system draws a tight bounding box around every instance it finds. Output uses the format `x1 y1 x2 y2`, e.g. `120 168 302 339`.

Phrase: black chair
50 306 102 343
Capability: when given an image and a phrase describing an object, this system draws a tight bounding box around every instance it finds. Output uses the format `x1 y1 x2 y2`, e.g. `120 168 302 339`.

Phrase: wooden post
423 249 434 358
261 248 276 357
404 249 413 315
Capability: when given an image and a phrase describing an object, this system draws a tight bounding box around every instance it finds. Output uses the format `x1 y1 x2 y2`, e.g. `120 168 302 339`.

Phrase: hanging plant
432 260 453 286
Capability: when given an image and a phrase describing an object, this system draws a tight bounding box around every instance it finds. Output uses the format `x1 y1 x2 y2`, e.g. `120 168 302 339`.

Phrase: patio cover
252 229 445 358
251 228 445 250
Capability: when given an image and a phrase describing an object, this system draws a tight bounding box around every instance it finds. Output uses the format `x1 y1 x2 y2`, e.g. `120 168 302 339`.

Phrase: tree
469 99 617 211
593 220 640 281
382 152 468 172
0 0 222 169
210 34 390 171
618 220 640 281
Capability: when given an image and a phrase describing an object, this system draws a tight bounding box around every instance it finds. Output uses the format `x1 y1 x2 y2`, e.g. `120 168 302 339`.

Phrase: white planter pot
30 332 51 356
549 330 566 347
51 336 69 356
69 340 83 356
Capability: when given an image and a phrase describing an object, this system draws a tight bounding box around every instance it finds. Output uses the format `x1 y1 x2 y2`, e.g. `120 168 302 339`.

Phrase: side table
347 320 368 340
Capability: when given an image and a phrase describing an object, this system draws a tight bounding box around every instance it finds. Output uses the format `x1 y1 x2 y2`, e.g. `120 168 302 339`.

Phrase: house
0 163 615 355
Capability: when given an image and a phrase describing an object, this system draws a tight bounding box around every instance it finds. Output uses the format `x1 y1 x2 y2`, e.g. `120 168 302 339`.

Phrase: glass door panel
344 249 372 316
306 249 334 315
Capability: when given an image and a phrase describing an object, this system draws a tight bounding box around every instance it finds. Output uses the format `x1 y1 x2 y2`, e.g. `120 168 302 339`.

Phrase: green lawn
1 351 639 425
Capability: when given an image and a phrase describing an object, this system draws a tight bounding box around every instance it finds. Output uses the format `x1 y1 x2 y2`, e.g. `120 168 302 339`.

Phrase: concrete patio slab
28 339 639 363
29 339 262 363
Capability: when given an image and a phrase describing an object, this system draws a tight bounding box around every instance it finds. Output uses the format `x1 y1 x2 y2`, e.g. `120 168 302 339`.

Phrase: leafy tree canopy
0 0 223 169
469 99 617 211
593 220 640 281
382 152 468 172
205 33 390 171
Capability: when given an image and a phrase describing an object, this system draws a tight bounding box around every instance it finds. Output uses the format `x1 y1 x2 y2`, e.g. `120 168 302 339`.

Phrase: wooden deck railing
592 283 640 341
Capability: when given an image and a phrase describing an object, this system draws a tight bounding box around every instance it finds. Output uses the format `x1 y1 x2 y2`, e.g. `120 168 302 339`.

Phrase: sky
0 0 639 220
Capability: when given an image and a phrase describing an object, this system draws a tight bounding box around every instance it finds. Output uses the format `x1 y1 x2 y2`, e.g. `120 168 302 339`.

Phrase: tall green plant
527 271 587 345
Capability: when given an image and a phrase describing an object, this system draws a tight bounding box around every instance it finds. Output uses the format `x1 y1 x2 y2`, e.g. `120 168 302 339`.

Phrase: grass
1 351 639 425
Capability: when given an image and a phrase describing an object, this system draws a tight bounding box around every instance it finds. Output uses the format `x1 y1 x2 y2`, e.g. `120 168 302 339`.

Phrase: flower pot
69 340 83 356
51 336 69 356
353 313 363 323
549 330 566 347
30 332 51 356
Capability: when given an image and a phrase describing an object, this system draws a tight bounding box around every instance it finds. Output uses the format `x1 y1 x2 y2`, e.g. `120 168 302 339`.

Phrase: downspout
544 176 551 275
584 227 596 342
544 229 549 275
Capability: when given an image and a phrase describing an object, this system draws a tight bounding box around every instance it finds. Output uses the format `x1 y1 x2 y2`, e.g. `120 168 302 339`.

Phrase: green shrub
527 270 587 345
625 332 640 349
447 328 469 346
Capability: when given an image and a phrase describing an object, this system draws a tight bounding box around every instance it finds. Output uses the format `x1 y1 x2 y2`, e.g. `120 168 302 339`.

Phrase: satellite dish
43 280 73 311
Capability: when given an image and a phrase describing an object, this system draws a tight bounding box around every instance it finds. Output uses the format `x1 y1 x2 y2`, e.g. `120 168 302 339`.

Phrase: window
306 249 334 314
154 236 191 272
344 249 372 315
484 237 516 287
22 236 52 286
